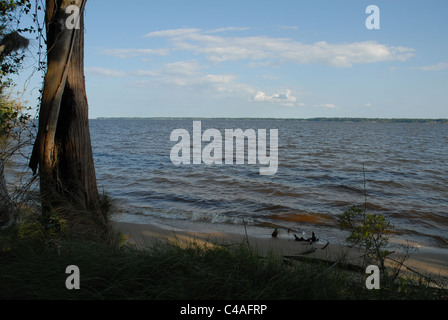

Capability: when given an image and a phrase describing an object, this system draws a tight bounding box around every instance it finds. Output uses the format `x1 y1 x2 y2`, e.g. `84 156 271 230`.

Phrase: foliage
1 0 31 83
338 204 395 274
0 93 32 148
1 0 45 91
45 211 68 234
0 0 35 148
0 0 40 228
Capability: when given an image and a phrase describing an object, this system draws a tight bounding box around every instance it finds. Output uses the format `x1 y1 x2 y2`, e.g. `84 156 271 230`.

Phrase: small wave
116 204 255 227
269 212 334 226
328 200 387 213
374 180 406 189
253 203 294 214
330 184 365 194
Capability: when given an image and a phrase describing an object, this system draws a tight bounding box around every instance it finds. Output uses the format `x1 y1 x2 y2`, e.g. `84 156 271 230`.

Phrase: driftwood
293 232 318 243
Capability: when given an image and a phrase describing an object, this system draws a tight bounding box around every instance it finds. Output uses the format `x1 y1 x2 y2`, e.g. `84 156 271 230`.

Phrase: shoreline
111 216 448 286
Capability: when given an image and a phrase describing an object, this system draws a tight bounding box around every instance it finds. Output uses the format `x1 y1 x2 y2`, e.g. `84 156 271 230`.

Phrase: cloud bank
143 27 414 68
90 27 416 110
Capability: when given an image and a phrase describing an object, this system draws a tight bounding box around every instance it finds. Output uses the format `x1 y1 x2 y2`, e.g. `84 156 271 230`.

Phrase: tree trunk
29 0 104 233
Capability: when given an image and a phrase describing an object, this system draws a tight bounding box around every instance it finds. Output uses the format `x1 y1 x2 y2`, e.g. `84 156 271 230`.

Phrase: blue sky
17 0 448 119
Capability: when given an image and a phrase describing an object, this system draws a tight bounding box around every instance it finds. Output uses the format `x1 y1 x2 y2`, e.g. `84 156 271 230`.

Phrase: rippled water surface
88 119 448 247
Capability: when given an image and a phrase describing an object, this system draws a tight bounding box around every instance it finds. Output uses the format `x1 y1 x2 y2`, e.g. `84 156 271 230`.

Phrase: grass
0 222 446 300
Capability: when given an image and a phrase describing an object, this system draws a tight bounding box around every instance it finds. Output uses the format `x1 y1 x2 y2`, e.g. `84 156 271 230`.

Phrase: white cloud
99 48 170 58
86 61 201 78
143 28 415 67
144 28 201 38
205 27 250 33
204 74 237 83
85 67 159 78
86 61 253 97
86 63 304 110
128 70 160 77
162 61 202 76
85 67 127 77
314 103 337 109
251 89 297 107
418 62 448 71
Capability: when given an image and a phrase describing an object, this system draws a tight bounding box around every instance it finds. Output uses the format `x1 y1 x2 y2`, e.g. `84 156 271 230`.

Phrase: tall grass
0 224 445 300
1 186 446 300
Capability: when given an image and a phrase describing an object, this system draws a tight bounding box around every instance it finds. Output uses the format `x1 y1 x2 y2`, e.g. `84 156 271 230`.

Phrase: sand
111 217 448 287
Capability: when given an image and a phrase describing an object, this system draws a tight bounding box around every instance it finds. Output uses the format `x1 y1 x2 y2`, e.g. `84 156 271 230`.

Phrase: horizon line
91 116 448 122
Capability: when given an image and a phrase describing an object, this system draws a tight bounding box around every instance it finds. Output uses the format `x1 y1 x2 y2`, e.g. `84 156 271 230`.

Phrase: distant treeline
300 118 448 123
95 117 448 123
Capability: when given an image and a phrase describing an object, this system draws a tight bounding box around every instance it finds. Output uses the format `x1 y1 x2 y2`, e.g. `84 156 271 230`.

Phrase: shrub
338 204 394 274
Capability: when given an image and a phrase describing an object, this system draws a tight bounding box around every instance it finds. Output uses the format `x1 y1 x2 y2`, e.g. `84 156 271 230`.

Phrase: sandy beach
111 216 448 287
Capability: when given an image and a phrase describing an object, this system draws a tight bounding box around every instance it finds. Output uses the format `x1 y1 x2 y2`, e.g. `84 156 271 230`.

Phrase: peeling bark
30 0 102 225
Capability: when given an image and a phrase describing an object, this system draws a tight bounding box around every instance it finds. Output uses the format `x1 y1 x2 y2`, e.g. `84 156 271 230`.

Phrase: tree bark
29 0 103 230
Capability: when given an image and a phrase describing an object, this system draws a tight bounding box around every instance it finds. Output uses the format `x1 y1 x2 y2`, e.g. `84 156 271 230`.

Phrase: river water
85 119 448 248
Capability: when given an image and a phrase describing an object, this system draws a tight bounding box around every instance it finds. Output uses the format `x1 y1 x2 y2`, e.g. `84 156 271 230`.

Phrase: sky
15 0 448 119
